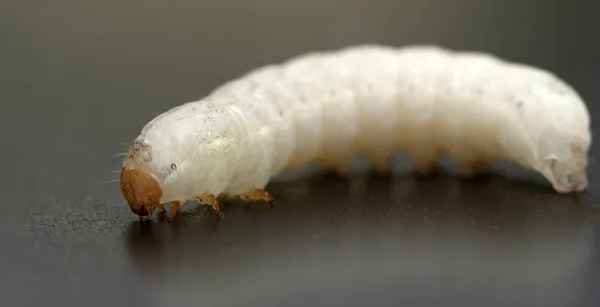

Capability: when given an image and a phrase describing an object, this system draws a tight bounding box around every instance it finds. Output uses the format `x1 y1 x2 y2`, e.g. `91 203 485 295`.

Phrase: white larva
119 44 592 219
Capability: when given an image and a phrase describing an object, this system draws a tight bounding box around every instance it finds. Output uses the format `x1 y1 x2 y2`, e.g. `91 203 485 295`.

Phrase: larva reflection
120 45 591 219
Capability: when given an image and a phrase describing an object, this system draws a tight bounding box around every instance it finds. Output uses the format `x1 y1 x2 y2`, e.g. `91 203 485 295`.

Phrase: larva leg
168 201 181 220
145 207 156 219
240 189 276 206
197 194 224 218
157 203 166 212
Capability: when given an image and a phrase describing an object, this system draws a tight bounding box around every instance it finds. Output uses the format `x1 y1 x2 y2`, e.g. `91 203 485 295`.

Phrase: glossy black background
2 1 600 306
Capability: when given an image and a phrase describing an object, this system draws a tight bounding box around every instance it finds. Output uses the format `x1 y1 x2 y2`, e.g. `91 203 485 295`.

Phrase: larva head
119 101 233 218
120 140 169 217
120 167 163 216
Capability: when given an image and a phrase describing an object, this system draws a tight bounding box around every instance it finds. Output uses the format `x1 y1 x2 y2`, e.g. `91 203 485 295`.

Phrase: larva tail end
536 156 588 194
120 167 163 218
551 173 588 194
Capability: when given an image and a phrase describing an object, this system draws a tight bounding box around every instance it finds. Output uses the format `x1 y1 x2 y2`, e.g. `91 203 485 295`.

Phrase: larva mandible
120 44 591 219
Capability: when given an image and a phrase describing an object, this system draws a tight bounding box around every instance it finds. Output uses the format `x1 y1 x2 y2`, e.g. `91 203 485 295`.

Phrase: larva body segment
120 45 591 218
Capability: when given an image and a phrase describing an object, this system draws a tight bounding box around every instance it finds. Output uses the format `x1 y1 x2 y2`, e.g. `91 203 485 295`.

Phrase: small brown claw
241 189 276 206
147 207 155 218
168 201 181 220
198 194 224 218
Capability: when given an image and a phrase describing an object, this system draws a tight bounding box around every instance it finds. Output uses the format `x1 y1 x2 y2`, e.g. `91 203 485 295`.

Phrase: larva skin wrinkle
120 44 591 218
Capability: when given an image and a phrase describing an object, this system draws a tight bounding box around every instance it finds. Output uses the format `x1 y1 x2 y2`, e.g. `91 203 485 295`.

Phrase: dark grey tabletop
2 1 600 306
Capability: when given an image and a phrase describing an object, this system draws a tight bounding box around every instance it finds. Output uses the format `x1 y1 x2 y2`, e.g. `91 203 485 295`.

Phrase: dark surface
2 1 600 306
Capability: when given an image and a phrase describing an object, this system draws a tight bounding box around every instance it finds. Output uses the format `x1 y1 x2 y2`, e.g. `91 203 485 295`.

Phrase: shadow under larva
123 170 600 281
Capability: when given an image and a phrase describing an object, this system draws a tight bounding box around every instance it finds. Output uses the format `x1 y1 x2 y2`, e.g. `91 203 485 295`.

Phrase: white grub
120 45 592 217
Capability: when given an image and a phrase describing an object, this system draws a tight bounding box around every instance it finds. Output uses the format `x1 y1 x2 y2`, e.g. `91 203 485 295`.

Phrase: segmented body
121 45 591 218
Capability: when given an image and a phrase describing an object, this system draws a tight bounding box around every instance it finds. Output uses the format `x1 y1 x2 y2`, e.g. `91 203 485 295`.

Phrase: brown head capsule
120 167 163 217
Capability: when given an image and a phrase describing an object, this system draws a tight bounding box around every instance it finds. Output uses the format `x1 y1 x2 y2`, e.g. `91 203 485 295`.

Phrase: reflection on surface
126 170 600 307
